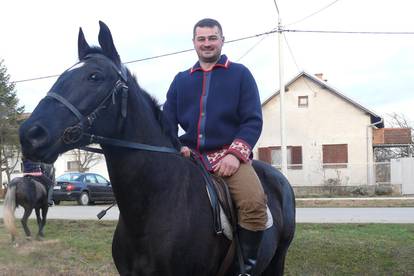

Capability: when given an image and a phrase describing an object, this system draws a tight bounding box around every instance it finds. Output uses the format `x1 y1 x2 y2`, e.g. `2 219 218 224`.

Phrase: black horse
19 21 295 275
3 176 49 244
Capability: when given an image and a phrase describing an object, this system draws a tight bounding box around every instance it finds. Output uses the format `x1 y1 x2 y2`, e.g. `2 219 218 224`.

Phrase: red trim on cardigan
196 71 207 151
190 56 230 74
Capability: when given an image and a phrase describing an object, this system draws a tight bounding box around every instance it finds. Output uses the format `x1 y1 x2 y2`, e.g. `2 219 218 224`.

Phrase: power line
286 0 341 27
236 28 276 62
283 33 300 70
285 29 414 35
13 28 414 84
272 0 280 17
14 74 61 83
14 29 279 84
283 33 319 95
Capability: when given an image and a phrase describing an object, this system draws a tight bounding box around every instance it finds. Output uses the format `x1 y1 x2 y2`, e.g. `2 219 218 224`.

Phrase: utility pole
278 19 288 176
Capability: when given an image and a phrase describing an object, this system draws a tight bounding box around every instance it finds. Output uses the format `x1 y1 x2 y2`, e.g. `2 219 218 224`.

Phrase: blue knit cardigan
163 55 262 168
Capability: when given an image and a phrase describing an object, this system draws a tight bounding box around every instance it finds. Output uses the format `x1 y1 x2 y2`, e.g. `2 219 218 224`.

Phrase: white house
255 71 385 192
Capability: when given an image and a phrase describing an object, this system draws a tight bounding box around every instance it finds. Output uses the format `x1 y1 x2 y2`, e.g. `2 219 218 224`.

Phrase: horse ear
78 27 90 60
98 21 121 66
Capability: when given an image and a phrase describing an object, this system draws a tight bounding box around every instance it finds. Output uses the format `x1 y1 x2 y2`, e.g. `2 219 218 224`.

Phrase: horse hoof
12 242 19 248
26 236 32 241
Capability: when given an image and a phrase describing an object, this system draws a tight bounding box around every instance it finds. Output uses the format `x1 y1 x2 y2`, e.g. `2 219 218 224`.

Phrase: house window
258 146 302 169
67 161 80 171
322 144 348 168
298 96 309 108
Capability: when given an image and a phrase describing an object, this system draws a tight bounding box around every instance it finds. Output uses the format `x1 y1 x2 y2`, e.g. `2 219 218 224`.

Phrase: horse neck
120 86 173 147
101 84 177 180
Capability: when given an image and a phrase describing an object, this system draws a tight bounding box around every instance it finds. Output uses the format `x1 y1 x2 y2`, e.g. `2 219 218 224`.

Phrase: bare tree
68 148 103 172
374 113 413 162
0 145 21 183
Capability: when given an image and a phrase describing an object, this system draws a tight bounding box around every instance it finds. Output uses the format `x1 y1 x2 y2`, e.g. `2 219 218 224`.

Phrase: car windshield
57 173 82 182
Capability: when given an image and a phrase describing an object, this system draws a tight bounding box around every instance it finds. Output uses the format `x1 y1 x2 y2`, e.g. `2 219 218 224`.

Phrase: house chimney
314 73 327 82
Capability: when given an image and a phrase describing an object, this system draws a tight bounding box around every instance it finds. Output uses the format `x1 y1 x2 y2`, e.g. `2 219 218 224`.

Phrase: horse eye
88 73 102 81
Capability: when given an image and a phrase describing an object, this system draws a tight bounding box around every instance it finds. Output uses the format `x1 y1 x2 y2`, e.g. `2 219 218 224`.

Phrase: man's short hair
193 18 223 38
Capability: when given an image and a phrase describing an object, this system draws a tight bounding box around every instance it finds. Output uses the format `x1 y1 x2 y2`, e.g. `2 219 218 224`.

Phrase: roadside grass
296 198 414 208
0 220 413 275
285 224 414 275
0 219 117 275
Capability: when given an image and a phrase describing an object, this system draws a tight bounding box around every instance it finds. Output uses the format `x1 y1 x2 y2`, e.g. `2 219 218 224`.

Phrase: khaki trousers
220 163 267 231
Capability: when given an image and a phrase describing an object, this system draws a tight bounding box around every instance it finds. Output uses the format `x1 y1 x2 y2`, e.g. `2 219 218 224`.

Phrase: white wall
54 151 109 179
392 158 414 195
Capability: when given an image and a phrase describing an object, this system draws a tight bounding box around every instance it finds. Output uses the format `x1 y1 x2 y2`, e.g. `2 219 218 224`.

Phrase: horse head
20 21 130 163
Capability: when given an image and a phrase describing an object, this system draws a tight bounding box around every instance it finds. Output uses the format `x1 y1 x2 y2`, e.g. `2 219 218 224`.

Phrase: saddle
192 156 237 240
192 155 273 240
23 174 48 188
193 157 275 276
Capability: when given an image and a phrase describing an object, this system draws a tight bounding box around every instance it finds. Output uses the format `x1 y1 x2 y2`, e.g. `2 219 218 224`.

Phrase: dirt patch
14 239 61 255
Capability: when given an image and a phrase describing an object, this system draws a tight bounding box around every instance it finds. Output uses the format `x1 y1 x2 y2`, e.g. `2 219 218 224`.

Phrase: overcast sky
1 0 413 125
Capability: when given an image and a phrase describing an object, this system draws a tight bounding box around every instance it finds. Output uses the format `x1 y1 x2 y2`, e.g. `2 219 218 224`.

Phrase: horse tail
3 182 17 238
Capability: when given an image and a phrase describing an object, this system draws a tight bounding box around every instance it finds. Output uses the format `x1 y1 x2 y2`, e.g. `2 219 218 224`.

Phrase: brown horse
3 176 49 244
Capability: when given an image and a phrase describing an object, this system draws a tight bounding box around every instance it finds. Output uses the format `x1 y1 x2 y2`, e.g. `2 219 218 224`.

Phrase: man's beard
199 51 221 63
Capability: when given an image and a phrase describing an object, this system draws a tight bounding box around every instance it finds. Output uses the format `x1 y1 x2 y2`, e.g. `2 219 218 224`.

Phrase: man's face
193 26 224 64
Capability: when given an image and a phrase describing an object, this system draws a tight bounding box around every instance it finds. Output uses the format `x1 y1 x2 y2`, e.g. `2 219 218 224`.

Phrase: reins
81 134 178 154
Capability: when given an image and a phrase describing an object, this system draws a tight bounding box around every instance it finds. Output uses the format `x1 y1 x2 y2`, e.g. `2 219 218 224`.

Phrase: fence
275 161 397 196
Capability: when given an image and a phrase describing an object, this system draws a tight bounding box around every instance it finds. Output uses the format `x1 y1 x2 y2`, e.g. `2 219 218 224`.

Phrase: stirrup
238 274 251 276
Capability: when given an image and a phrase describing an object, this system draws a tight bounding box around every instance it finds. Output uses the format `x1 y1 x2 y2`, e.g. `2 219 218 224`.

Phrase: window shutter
323 144 348 164
291 146 302 164
258 147 272 164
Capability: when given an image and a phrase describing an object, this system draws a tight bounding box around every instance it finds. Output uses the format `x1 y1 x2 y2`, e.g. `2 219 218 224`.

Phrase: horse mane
128 72 182 150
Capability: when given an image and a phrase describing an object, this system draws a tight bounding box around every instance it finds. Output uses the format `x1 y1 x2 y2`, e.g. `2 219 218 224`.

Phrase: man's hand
180 146 191 158
213 154 240 177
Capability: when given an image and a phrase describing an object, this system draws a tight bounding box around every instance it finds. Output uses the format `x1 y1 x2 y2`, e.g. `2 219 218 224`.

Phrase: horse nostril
25 124 49 149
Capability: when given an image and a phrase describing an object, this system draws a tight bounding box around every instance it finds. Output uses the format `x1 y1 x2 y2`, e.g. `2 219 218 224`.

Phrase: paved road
1 204 414 223
0 204 120 221
296 208 414 223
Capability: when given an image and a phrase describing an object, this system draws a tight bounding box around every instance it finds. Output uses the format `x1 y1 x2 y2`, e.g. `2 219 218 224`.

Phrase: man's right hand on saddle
180 146 192 158
213 154 240 177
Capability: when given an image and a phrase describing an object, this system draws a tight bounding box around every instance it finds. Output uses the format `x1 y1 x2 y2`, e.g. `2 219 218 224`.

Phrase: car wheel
53 200 60 205
78 192 90 206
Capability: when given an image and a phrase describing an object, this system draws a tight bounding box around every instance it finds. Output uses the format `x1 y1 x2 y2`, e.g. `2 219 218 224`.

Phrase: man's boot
47 185 54 206
238 227 263 276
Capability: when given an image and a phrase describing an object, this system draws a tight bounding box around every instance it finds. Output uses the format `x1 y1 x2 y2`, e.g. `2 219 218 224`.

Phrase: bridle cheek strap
46 79 128 145
47 92 84 123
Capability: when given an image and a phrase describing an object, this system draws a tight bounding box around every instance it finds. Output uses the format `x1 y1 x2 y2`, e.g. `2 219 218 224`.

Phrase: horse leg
37 206 48 239
112 217 134 275
21 207 33 240
261 242 290 276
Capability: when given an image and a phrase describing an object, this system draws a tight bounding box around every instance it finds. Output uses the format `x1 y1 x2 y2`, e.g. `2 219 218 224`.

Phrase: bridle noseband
45 54 178 154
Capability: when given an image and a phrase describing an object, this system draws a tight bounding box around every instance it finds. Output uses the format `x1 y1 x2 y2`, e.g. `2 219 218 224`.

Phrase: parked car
53 172 115 205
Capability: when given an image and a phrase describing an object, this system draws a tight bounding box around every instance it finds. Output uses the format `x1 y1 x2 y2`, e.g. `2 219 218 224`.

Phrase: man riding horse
22 156 55 206
163 18 266 275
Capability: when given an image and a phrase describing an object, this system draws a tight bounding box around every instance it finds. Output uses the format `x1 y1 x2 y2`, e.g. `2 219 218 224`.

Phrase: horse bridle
46 54 178 154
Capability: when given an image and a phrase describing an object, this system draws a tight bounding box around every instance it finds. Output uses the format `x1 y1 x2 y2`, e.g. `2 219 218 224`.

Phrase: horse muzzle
19 121 58 162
